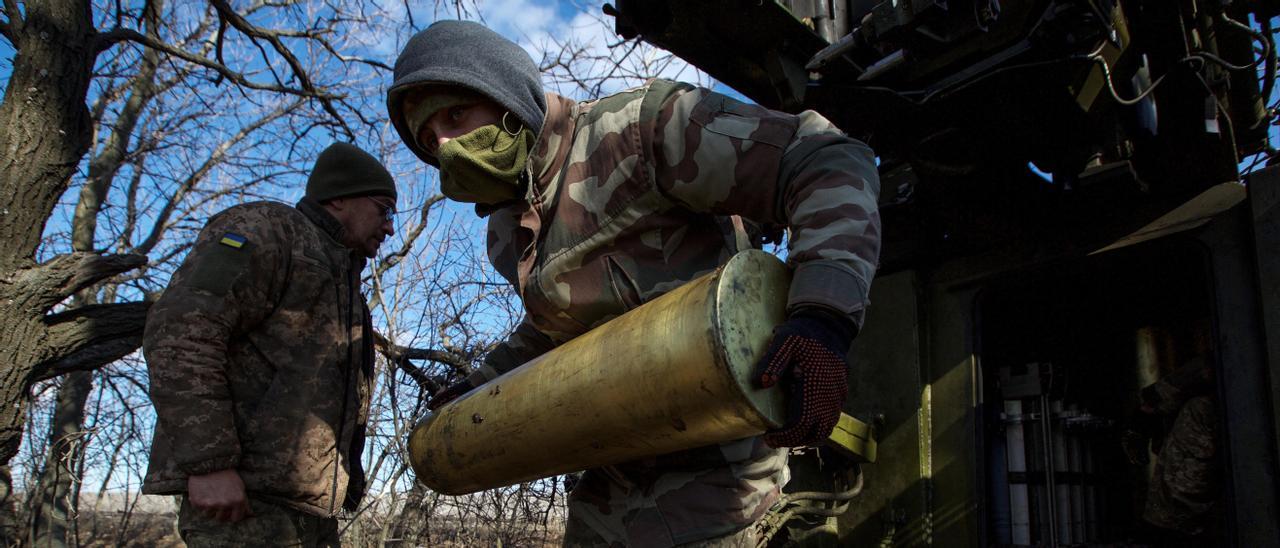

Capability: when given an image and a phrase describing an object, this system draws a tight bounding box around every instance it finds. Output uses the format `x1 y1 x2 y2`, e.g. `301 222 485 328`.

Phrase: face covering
437 123 535 205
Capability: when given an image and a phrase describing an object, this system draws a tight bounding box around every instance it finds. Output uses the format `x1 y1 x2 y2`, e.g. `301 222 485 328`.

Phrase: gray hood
387 20 547 166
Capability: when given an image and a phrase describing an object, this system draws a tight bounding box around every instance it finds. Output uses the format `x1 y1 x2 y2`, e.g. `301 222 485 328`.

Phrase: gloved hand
427 379 474 411
1121 395 1166 464
755 309 854 447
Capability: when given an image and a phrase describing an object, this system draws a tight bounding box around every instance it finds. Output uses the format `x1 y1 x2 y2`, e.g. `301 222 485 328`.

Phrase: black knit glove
427 379 474 411
755 309 854 447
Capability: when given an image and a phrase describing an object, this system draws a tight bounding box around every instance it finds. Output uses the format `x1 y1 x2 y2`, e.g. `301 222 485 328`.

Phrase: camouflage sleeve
649 83 881 328
1143 358 1215 416
143 207 287 476
467 317 557 385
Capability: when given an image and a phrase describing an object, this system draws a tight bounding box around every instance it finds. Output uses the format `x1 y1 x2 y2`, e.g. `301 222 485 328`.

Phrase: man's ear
325 197 351 211
320 197 352 224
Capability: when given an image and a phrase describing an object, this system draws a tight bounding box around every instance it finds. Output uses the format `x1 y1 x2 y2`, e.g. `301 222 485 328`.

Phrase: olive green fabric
186 239 252 296
305 142 397 202
436 124 535 205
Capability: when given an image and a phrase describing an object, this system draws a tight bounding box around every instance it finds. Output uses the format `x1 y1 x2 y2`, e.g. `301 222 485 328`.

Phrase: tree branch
208 0 353 138
376 194 445 275
399 347 469 370
391 355 440 393
76 3 166 255
313 36 393 71
92 27 341 100
2 0 22 38
14 253 146 314
29 302 151 384
371 330 469 392
132 98 301 255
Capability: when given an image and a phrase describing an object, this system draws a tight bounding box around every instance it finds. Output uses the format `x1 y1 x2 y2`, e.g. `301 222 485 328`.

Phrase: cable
1193 51 1259 72
1254 17 1277 131
784 470 866 503
1090 53 1167 106
1090 48 1265 108
1218 12 1273 70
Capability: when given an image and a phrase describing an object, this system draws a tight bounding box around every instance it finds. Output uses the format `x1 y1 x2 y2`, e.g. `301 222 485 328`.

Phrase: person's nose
423 120 450 153
383 219 395 237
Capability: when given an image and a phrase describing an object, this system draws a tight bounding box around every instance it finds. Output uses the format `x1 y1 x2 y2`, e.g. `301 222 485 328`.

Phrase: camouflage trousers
178 496 340 547
563 516 758 548
1144 396 1218 535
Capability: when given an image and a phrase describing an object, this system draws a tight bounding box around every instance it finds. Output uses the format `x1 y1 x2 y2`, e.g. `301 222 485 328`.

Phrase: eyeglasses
364 196 396 222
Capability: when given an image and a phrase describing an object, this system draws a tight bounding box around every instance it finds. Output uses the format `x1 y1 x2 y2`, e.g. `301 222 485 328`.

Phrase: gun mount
607 2 1280 546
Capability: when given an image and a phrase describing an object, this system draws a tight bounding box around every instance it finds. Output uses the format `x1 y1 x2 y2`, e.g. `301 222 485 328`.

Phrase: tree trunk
26 371 93 548
0 0 94 271
0 2 138 539
388 483 431 546
0 465 18 546
24 2 164 541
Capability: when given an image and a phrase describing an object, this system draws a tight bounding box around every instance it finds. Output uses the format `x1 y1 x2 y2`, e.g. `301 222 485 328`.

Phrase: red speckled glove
755 310 854 447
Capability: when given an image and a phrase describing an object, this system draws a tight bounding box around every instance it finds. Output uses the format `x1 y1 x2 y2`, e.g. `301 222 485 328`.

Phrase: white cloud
360 0 714 102
478 0 561 38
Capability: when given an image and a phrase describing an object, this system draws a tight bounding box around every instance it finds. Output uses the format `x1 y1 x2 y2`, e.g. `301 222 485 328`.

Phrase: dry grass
74 511 182 547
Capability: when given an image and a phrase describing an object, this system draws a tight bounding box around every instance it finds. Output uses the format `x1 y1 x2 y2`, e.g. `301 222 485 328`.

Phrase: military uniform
143 198 375 534
1141 359 1218 536
458 80 881 545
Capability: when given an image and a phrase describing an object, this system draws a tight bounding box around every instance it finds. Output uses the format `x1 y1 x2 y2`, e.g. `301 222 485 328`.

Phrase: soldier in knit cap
142 142 397 547
388 20 881 547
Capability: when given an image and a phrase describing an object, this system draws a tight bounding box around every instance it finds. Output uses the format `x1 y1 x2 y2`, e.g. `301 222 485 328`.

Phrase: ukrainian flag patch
219 232 248 249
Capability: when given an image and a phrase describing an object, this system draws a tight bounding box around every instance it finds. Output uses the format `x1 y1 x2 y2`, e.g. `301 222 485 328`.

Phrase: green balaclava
404 89 536 205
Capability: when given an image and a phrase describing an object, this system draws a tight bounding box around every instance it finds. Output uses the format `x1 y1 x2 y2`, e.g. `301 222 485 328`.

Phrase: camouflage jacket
142 199 374 517
473 80 881 544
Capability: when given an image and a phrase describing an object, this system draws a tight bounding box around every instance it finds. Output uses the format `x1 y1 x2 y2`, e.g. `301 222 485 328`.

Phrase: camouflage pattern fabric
1144 395 1218 535
1141 358 1213 416
562 437 787 546
474 80 880 385
143 198 375 517
676 526 758 548
459 79 880 545
178 496 340 547
564 509 759 548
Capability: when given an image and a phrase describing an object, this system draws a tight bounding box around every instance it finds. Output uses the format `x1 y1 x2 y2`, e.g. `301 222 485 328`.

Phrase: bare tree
1 1 713 543
0 0 414 542
26 4 167 544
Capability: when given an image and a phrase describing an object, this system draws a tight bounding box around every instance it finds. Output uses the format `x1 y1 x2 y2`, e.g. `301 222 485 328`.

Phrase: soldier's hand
1120 429 1151 465
754 309 854 448
187 468 253 523
427 379 474 411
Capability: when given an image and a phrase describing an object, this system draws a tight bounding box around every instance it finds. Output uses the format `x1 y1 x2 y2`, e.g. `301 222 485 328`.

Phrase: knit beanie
305 142 397 202
387 20 547 165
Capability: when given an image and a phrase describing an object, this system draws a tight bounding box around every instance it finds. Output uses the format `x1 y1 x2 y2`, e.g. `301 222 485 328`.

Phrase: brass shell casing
408 250 791 495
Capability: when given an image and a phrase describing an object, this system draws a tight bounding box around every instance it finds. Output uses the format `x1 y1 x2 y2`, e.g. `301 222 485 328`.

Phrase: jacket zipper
328 257 355 516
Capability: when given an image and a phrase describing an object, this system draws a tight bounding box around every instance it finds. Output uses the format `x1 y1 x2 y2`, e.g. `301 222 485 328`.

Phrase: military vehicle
604 1 1279 545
